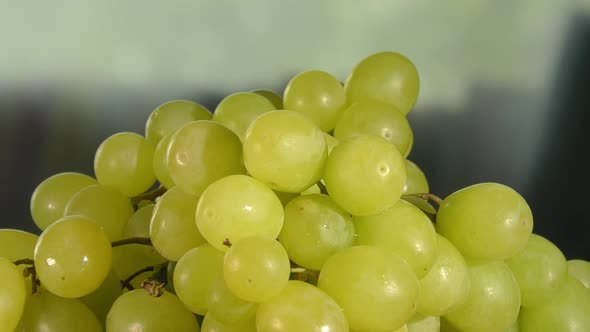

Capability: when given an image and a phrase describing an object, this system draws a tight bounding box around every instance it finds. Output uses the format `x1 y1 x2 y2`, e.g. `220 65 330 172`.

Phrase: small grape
152 132 175 189
403 159 429 195
213 92 277 140
145 99 212 146
207 278 257 324
0 257 27 332
567 259 590 288
252 89 283 109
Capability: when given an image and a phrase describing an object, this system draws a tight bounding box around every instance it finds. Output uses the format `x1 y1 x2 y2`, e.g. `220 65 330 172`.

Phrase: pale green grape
334 100 413 157
519 277 590 332
252 89 283 109
301 183 321 195
344 51 420 114
278 194 355 270
283 70 346 132
273 190 299 207
212 92 277 140
207 278 257 324
94 132 156 197
567 259 590 288
256 280 349 332
30 172 96 230
0 230 38 297
323 135 406 216
403 159 429 195
505 234 567 307
407 314 440 332
18 291 102 332
34 215 112 298
152 132 175 189
150 186 206 261
167 120 245 196
417 234 470 316
323 132 339 155
80 269 122 325
436 182 533 260
0 257 26 332
202 312 256 332
223 236 290 302
106 289 201 332
243 110 327 193
64 184 134 241
443 261 520 332
195 175 283 252
355 199 437 278
145 99 212 146
123 203 155 238
174 244 225 315
317 246 419 332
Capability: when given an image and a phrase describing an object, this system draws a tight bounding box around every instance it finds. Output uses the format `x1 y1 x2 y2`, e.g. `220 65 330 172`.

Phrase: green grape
443 261 521 332
256 280 349 332
567 259 590 288
64 184 134 241
152 132 175 189
505 234 568 307
80 269 122 325
323 132 339 155
173 244 225 315
34 215 112 298
519 277 590 332
243 110 327 193
212 92 277 140
323 135 406 216
301 183 321 195
403 159 429 195
30 172 96 230
207 278 257 324
145 99 212 146
278 194 355 270
94 132 156 197
317 246 419 332
150 186 206 261
252 89 283 109
106 289 201 332
355 199 437 278
344 51 420 114
18 291 102 332
123 203 154 238
195 175 283 252
273 190 299 207
167 120 245 196
202 312 256 332
406 314 440 332
0 230 38 297
436 182 533 260
334 100 413 157
223 236 290 302
416 234 470 316
0 257 26 332
283 70 346 132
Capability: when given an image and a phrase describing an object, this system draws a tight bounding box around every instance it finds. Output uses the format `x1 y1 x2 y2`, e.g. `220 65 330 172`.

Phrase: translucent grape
212 92 277 140
323 135 406 216
80 269 122 324
30 172 96 230
0 257 26 332
152 132 175 189
403 159 429 195
252 89 283 109
207 278 257 324
202 312 256 332
34 215 112 298
406 314 440 332
145 99 212 146
567 259 590 288
0 230 38 297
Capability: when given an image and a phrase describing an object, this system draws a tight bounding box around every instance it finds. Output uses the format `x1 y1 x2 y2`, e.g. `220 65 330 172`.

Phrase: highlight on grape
1 51 589 332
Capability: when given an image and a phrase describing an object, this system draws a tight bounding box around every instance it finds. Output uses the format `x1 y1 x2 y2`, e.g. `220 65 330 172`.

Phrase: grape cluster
1 52 589 332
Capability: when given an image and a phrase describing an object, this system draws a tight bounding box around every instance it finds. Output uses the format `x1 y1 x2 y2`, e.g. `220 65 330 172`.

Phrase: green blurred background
1 0 589 259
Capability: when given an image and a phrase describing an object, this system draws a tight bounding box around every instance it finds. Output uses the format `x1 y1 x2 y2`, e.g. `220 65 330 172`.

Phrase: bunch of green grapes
1 51 588 332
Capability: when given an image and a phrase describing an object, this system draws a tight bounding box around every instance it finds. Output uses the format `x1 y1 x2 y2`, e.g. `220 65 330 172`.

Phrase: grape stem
316 181 328 195
131 186 167 209
120 265 157 290
140 279 166 297
22 266 39 294
408 193 444 206
111 237 152 247
12 258 34 266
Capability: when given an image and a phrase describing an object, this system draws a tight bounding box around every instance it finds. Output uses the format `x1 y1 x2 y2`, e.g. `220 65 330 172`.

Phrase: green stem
131 186 167 208
111 237 152 247
121 266 157 290
316 181 328 195
409 193 444 206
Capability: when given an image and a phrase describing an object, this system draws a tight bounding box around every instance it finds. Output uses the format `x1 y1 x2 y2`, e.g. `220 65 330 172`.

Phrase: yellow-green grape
195 175 284 252
80 269 122 324
0 257 26 332
505 234 568 307
173 244 225 315
334 100 413 157
416 234 470 316
167 120 245 196
256 280 349 332
30 172 96 230
323 135 406 216
344 51 420 115
0 229 38 296
106 289 201 332
273 190 299 207
64 184 134 241
150 187 206 261
443 261 521 332
567 259 590 288
223 236 290 302
323 132 339 155
301 183 321 195
202 312 256 332
18 291 102 332
34 215 112 298
243 110 327 193
283 70 346 132
436 182 533 260
317 246 419 332
145 99 212 146
213 92 277 140
152 132 175 189
252 89 283 109
403 159 429 195
278 194 355 270
355 199 437 278
207 278 257 324
519 277 590 332
94 132 156 197
406 314 440 332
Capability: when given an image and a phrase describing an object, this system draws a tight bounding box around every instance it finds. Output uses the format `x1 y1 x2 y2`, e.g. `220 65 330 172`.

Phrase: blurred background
1 0 588 259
